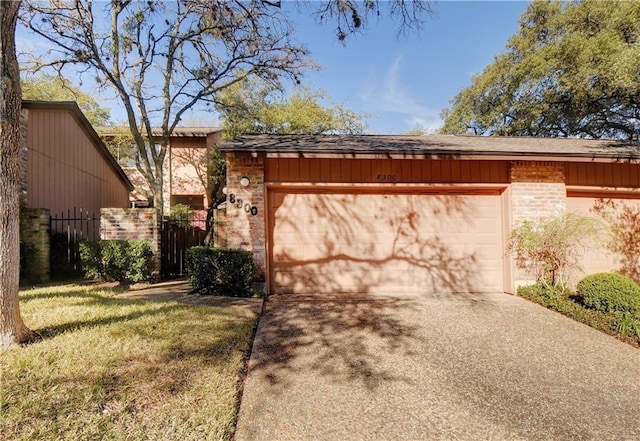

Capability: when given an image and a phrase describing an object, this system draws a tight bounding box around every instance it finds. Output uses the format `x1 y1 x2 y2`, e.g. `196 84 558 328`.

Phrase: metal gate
49 208 99 278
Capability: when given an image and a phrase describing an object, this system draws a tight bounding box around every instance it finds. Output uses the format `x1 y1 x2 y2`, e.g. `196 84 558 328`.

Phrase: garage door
567 195 640 279
268 190 505 295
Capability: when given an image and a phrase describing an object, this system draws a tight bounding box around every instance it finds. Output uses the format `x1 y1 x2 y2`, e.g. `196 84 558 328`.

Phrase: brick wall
510 161 566 225
509 161 567 286
20 207 50 283
213 206 227 248
224 153 266 280
100 208 161 280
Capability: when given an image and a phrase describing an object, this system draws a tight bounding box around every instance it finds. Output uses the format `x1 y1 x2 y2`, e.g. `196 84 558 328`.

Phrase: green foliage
170 204 193 228
185 247 254 297
442 0 640 139
517 283 640 346
507 213 599 288
215 76 370 139
79 239 153 284
21 74 111 126
576 272 640 315
592 199 640 284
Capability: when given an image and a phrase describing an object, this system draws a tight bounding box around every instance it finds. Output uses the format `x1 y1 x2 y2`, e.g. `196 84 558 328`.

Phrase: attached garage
269 190 505 294
219 134 640 296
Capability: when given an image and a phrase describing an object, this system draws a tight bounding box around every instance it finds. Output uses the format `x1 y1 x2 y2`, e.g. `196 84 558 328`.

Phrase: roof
153 127 221 137
96 126 222 138
219 134 640 162
22 100 134 191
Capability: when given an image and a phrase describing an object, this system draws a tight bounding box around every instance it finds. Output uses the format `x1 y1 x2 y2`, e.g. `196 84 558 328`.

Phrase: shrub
170 203 192 228
507 213 599 288
185 247 254 297
592 199 640 284
79 239 153 284
576 272 640 315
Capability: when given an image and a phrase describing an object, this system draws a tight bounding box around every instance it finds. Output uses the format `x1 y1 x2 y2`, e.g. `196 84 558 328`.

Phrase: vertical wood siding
565 162 640 188
26 108 130 218
265 158 510 184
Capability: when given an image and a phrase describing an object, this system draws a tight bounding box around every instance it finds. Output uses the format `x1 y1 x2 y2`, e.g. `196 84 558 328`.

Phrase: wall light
240 176 251 187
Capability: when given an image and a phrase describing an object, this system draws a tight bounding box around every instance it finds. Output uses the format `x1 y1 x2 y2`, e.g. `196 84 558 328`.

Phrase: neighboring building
218 134 640 295
20 100 134 282
21 100 133 230
98 126 222 228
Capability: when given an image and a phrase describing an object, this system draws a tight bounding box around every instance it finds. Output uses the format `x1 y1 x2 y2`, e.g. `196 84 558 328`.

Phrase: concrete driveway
234 292 640 440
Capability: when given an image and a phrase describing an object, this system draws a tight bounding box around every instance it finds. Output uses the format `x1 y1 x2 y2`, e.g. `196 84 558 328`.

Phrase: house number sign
229 194 258 216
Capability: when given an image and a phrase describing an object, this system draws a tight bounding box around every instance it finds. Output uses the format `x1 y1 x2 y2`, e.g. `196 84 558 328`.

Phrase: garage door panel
269 191 504 294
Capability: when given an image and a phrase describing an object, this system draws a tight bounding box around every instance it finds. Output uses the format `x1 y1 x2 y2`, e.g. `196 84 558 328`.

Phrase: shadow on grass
21 283 261 345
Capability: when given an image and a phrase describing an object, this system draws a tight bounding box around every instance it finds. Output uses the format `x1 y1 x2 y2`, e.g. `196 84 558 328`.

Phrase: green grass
1 283 260 441
518 284 640 348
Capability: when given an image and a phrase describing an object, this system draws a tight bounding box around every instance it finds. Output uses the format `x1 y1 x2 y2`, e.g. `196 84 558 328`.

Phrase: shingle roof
219 134 640 161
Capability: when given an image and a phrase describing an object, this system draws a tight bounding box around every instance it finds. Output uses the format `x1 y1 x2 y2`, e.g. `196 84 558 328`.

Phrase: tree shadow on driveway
249 293 429 391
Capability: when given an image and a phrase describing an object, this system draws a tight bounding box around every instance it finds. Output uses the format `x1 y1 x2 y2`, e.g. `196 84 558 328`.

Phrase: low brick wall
20 207 50 284
100 208 161 280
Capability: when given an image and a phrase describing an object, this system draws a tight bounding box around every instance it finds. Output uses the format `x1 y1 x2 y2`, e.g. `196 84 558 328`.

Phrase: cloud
361 54 442 133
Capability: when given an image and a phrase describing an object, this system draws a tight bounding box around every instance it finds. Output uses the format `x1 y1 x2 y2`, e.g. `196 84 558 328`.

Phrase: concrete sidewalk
235 292 640 441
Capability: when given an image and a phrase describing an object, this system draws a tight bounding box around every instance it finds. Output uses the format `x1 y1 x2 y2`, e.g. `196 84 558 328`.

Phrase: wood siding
565 162 640 188
265 158 510 184
26 108 130 217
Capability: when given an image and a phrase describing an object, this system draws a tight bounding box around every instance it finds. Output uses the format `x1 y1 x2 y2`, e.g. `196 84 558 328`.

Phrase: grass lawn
1 282 261 441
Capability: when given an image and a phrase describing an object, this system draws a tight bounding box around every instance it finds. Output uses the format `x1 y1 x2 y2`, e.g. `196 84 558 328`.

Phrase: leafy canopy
441 0 640 140
215 76 370 139
21 74 111 127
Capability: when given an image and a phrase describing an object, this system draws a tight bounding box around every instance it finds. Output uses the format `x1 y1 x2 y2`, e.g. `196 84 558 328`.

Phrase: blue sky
17 1 531 134
287 0 530 134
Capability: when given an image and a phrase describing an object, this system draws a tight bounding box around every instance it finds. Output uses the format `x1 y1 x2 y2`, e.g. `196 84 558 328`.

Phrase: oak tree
1 0 31 348
216 76 369 139
22 74 111 126
441 0 640 140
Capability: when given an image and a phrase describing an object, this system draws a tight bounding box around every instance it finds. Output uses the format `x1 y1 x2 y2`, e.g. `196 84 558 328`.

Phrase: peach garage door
268 190 505 295
566 195 640 279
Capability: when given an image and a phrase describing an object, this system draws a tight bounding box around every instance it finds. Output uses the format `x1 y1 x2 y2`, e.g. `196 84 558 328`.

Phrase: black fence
49 208 99 279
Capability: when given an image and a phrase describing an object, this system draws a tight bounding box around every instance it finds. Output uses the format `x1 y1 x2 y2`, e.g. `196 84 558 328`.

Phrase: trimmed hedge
517 283 640 346
185 247 254 297
79 239 153 284
576 272 640 315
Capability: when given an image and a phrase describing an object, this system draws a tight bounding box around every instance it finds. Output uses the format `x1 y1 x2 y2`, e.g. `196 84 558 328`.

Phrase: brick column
20 208 51 284
100 208 161 280
510 161 567 286
224 153 266 280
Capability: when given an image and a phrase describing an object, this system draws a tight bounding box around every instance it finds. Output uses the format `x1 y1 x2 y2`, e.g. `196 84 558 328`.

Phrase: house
98 127 222 229
218 134 640 295
20 100 134 281
21 100 133 228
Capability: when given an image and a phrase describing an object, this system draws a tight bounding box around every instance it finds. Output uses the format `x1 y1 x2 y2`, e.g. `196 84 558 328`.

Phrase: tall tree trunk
1 0 31 348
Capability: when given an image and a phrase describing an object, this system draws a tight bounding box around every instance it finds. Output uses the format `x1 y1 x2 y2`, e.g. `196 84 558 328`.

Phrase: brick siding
224 153 266 280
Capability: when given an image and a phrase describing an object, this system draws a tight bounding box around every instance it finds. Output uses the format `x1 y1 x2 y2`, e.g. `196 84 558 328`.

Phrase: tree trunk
1 0 31 348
